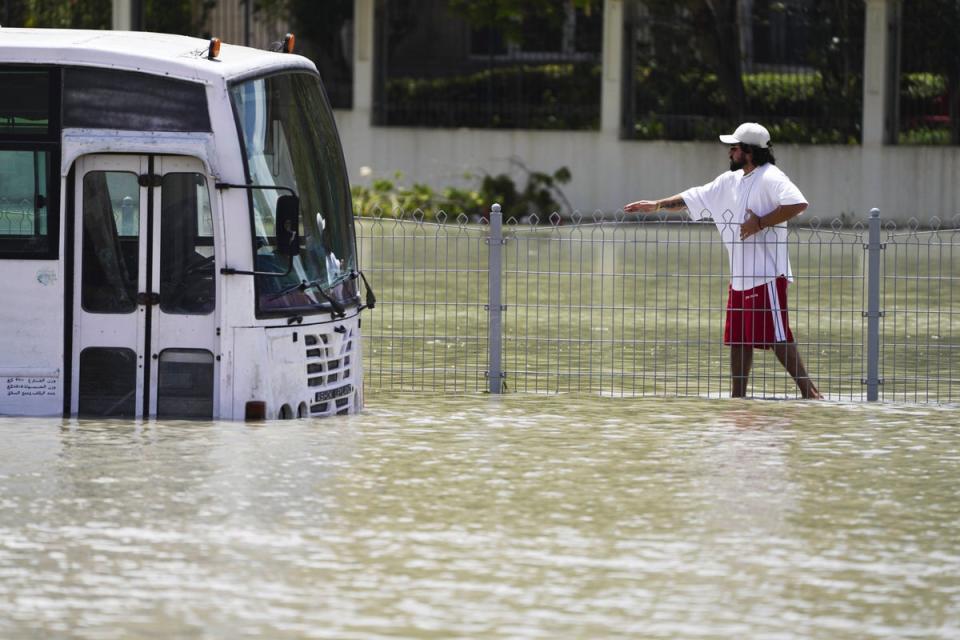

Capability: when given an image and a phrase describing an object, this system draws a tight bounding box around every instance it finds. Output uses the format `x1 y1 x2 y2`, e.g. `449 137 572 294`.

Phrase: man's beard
729 157 746 171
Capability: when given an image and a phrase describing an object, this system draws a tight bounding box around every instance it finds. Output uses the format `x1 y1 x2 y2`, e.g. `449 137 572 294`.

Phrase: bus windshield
230 71 356 313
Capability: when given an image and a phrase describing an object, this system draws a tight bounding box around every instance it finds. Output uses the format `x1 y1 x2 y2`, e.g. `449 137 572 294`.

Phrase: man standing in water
624 122 822 399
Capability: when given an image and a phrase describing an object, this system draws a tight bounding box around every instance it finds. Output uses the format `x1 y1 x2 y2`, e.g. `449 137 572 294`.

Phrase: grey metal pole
487 203 504 393
866 207 882 401
111 0 132 30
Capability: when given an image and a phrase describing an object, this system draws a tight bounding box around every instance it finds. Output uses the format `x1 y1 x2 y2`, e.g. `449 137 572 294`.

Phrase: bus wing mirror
275 195 301 257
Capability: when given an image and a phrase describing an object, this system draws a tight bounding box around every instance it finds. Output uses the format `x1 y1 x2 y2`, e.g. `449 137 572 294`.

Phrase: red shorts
724 276 794 349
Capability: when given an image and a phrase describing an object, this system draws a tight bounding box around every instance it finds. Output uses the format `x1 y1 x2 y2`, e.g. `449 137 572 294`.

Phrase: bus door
71 155 218 419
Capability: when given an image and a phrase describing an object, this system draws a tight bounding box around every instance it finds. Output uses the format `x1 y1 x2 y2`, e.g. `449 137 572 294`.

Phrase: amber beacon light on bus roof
207 37 221 59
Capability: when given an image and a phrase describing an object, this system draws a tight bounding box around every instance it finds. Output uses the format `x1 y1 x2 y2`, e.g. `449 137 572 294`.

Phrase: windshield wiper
269 279 346 317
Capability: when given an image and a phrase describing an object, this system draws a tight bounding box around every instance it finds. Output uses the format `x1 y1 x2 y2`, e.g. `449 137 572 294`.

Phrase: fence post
865 207 882 401
487 203 504 393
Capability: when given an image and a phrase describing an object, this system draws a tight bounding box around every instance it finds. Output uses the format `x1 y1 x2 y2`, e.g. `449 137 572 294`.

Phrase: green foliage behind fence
633 68 861 144
383 63 601 130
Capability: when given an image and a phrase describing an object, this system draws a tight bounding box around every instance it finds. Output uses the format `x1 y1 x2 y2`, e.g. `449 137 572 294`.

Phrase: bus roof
0 28 316 84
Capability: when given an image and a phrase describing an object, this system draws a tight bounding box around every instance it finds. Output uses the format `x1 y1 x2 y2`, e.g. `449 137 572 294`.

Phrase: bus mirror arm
220 259 294 278
216 182 298 197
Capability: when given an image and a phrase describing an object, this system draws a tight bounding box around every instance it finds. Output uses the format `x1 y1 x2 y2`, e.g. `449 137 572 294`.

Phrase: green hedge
382 64 953 144
633 68 862 144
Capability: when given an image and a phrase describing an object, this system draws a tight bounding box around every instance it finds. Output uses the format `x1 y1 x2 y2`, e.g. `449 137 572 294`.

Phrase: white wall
335 112 960 225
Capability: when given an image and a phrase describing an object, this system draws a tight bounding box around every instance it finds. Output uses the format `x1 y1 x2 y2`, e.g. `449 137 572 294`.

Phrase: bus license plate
316 383 353 402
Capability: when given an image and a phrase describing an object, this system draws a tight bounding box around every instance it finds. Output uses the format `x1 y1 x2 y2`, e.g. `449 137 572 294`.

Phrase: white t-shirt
680 163 807 291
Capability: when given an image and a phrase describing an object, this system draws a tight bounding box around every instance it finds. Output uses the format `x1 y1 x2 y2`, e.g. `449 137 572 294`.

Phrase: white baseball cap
719 122 770 148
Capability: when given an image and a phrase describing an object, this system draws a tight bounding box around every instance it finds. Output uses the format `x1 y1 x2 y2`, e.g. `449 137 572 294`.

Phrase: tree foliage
6 0 111 29
3 0 213 33
446 0 596 44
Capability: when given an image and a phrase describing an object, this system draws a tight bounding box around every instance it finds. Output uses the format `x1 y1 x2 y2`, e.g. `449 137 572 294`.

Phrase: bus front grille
305 327 357 416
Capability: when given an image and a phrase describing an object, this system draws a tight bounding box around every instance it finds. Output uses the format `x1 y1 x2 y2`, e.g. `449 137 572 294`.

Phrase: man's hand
740 208 763 240
624 200 659 214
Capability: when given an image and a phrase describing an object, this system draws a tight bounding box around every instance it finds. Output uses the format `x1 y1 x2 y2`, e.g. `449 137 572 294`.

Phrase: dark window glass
64 68 212 132
157 349 214 420
159 173 215 314
0 150 52 254
520 10 565 54
899 1 960 144
469 26 507 56
625 1 863 143
78 347 137 418
0 70 51 135
379 0 603 129
0 67 60 259
81 171 140 313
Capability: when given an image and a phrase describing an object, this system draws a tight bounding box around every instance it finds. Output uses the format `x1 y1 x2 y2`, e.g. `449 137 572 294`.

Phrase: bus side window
0 68 59 259
81 171 139 313
0 150 53 257
159 173 215 315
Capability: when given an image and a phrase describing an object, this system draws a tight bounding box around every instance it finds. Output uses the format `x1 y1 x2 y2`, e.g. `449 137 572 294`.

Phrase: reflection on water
1 396 959 639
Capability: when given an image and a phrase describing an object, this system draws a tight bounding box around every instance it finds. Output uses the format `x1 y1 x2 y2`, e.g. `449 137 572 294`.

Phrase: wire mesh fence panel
358 211 958 403
502 217 729 396
879 220 960 402
501 217 868 399
357 214 490 392
769 222 867 401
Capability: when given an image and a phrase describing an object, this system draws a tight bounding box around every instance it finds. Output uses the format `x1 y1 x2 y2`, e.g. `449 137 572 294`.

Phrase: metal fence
357 207 960 403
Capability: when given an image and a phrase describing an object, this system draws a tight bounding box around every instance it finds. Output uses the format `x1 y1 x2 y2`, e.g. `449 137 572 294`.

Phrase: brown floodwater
1 394 958 639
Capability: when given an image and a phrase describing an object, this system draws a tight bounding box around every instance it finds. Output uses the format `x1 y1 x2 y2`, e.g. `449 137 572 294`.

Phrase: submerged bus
0 29 371 420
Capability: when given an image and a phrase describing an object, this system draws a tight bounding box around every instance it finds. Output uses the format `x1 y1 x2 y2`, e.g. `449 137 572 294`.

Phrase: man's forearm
655 195 687 212
623 193 688 215
760 203 807 227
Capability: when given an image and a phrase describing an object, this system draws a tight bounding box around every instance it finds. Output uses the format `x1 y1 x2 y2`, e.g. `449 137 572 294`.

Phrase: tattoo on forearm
659 197 686 211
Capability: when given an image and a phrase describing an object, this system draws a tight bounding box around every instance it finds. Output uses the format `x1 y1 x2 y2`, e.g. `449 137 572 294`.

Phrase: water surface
1 395 958 638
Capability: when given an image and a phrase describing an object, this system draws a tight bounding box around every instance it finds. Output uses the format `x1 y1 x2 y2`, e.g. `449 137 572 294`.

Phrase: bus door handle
136 292 161 306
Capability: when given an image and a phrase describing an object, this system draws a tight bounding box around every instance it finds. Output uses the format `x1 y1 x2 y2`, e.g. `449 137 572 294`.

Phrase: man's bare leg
730 345 753 398
772 341 822 399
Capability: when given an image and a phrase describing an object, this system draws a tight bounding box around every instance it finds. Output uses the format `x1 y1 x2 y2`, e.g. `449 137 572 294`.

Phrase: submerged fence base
357 206 960 403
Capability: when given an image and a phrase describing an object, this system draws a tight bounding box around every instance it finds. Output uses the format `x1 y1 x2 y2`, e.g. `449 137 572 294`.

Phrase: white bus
0 28 372 420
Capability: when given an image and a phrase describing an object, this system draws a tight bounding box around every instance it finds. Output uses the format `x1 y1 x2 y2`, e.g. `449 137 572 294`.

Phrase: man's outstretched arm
624 194 687 214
